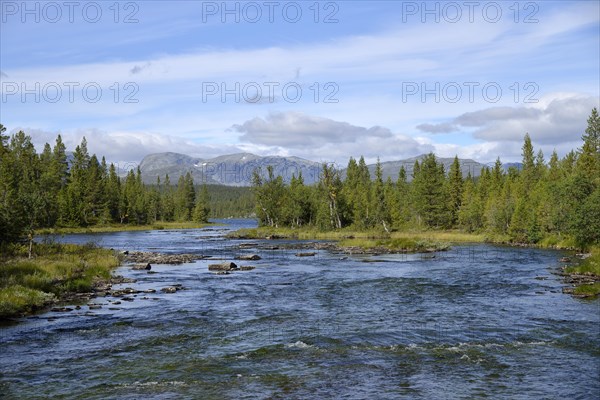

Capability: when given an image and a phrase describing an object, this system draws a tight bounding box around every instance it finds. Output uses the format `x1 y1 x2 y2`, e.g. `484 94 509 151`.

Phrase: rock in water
132 263 151 270
236 254 261 260
161 287 177 294
208 262 238 271
295 252 316 257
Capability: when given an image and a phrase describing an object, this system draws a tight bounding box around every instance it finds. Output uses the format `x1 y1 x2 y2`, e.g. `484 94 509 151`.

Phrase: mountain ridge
135 152 520 185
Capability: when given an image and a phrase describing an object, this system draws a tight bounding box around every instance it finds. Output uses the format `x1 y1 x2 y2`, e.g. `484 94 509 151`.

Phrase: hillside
137 152 517 185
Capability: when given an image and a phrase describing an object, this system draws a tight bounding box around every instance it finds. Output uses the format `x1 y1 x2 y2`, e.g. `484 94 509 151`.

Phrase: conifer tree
447 156 464 225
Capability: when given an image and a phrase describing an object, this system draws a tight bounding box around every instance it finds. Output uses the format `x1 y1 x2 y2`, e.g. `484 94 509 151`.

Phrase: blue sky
1 0 599 166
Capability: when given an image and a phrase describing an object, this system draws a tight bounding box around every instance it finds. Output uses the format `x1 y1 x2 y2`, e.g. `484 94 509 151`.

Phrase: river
1 219 598 399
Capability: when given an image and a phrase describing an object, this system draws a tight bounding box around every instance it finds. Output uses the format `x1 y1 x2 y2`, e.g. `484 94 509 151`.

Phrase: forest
1 108 599 249
251 109 600 249
0 124 217 244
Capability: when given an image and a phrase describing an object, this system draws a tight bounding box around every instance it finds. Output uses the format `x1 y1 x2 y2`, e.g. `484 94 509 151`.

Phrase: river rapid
1 219 598 399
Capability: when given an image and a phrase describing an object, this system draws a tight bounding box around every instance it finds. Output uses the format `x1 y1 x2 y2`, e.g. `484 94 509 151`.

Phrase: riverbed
1 219 598 399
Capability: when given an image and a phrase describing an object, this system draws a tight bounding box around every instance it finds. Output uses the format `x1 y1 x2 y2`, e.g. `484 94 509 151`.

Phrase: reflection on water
2 219 599 399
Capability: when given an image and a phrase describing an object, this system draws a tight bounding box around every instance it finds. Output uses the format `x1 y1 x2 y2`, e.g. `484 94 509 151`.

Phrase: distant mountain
136 152 522 186
137 152 322 186
358 155 490 182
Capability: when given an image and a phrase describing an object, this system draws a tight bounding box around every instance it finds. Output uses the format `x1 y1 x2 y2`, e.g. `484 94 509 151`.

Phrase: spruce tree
447 156 464 226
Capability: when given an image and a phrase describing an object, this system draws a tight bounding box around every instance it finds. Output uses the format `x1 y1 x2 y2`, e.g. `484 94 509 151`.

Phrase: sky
1 0 599 168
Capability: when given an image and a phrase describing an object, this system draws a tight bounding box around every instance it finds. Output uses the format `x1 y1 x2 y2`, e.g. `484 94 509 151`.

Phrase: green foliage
0 242 120 318
193 184 211 223
411 153 449 228
240 109 599 249
0 286 54 318
572 283 600 297
566 247 600 276
0 108 598 250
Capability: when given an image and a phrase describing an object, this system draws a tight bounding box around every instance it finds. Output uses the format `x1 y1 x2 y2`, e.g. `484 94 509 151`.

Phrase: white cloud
416 94 599 144
231 111 392 148
9 127 244 165
231 111 433 164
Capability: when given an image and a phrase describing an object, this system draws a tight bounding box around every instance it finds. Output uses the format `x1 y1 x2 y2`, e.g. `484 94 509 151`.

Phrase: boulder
240 266 256 271
295 252 316 257
208 262 238 271
132 263 151 270
236 254 261 261
161 287 177 294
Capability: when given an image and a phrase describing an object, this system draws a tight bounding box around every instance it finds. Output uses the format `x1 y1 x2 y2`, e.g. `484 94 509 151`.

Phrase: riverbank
0 242 121 319
228 227 483 242
227 227 585 250
228 227 466 253
563 247 600 297
36 221 211 235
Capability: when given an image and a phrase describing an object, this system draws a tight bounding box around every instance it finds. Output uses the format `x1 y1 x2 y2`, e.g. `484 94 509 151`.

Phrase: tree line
0 125 211 244
252 109 600 249
1 109 598 248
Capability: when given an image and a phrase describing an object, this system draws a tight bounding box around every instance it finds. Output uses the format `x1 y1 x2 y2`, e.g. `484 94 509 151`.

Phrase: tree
174 172 196 221
391 166 411 228
105 164 121 223
582 107 600 155
458 173 483 232
161 174 175 222
412 153 448 228
572 186 600 248
284 172 312 227
0 123 8 154
193 184 211 223
521 133 536 192
61 137 92 226
344 156 372 228
446 156 463 225
318 163 344 230
252 166 285 227
3 131 45 254
570 108 600 246
371 159 390 232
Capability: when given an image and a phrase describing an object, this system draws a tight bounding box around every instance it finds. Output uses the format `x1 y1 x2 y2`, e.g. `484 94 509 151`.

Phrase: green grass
36 221 211 235
0 285 56 318
537 234 579 249
338 237 450 252
573 283 600 297
228 226 586 252
566 247 600 276
228 226 484 243
0 242 121 318
564 247 600 298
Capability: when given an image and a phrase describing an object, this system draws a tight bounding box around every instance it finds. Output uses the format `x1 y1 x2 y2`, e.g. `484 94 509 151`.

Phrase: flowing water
1 219 598 399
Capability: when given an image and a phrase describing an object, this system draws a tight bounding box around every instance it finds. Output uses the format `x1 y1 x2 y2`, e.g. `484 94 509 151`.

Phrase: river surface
1 219 598 399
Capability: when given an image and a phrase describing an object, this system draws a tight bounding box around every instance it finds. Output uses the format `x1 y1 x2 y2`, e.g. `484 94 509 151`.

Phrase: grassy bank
227 227 483 253
228 227 485 243
566 247 600 297
36 221 211 235
0 242 121 319
228 226 583 250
